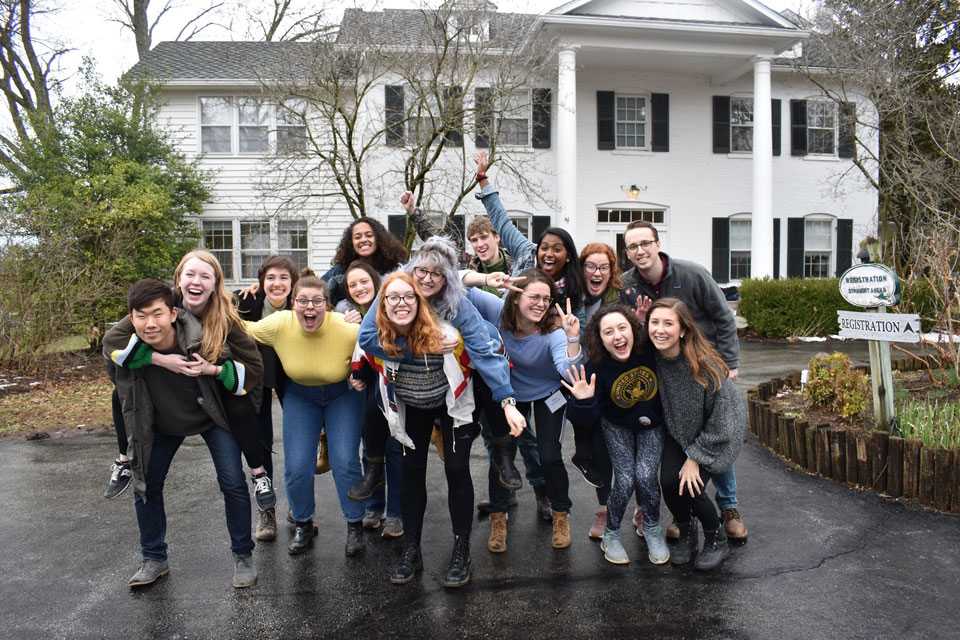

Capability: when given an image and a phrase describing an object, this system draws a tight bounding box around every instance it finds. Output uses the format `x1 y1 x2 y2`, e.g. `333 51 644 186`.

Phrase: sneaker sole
105 480 132 500
233 576 257 588
129 567 169 587
647 552 671 565
381 530 404 539
256 530 277 542
600 543 629 565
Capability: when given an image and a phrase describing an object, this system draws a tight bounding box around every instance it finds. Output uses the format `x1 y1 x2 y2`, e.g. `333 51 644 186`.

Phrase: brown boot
256 508 277 542
316 432 331 474
723 508 748 542
431 425 445 461
488 512 508 553
665 517 680 540
551 510 571 549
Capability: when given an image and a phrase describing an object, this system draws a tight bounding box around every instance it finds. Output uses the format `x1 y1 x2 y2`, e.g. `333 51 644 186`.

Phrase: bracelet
475 172 487 182
567 336 580 343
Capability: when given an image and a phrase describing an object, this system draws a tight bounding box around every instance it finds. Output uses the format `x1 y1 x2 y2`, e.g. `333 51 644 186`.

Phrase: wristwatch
500 397 517 409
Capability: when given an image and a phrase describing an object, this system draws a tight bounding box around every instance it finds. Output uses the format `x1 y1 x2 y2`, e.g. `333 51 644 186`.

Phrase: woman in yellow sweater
245 272 366 558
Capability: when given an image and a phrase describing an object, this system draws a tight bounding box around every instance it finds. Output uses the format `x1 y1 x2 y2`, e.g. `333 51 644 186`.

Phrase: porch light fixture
621 184 645 198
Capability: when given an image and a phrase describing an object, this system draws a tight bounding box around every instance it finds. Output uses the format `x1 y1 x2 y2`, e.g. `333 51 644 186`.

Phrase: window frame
198 96 308 157
199 218 310 282
728 216 752 280
803 217 834 277
730 97 754 154
805 101 837 156
497 89 533 148
615 94 649 150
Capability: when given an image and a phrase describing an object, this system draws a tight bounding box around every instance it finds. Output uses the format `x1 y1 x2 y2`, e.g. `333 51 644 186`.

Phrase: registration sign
837 310 921 343
838 263 901 307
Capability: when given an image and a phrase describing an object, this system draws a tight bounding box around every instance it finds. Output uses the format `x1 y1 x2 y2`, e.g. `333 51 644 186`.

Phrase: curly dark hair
583 303 648 367
332 217 408 274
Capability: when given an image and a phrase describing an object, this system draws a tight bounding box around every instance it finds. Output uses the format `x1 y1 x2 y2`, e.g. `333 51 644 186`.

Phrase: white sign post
837 264 906 432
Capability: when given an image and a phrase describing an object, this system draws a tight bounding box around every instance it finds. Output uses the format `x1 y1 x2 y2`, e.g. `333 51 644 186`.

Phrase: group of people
103 151 745 590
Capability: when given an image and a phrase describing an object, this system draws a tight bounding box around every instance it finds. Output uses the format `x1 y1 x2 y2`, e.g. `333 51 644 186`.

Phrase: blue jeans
134 426 253 560
283 380 365 523
366 435 403 518
480 414 544 486
712 464 738 510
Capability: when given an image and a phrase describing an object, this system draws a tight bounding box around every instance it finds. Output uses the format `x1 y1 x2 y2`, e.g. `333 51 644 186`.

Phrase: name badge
545 389 567 413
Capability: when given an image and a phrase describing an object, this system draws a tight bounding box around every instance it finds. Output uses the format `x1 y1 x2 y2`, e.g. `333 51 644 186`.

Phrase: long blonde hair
173 250 245 362
647 298 728 392
375 272 444 358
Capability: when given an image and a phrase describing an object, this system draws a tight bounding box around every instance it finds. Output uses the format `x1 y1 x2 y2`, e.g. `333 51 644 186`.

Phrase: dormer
440 0 497 42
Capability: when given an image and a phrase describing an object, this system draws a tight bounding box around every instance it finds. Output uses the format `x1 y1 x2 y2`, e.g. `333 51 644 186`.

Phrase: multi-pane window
730 98 753 153
200 221 235 280
238 99 270 153
499 90 530 146
804 219 832 277
279 220 309 271
596 209 664 224
616 96 646 148
276 100 307 153
729 218 751 279
200 97 233 153
807 102 836 155
510 215 531 239
240 222 271 279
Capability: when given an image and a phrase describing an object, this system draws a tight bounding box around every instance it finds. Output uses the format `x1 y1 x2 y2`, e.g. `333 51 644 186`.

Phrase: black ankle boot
390 533 423 585
669 520 699 565
348 461 385 501
288 520 318 555
345 520 365 557
492 439 522 490
443 534 472 588
694 527 730 570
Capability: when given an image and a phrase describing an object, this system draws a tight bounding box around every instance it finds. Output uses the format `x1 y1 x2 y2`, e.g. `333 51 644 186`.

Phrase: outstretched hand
634 295 653 322
560 364 596 400
555 297 581 339
475 150 488 176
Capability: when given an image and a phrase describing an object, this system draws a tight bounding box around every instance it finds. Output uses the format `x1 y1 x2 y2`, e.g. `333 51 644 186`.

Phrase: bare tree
227 0 332 42
109 0 225 60
256 1 557 247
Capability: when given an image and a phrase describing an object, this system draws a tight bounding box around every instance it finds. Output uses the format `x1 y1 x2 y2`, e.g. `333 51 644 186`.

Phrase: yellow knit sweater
245 310 359 386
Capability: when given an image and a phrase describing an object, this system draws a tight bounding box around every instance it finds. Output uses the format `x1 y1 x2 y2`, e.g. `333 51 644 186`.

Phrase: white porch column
557 46 578 228
751 57 774 278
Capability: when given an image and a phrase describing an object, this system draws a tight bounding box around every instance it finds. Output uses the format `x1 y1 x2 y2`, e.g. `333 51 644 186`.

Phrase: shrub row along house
130 0 877 286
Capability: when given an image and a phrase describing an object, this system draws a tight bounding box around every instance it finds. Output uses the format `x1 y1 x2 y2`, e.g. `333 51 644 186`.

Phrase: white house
131 0 878 286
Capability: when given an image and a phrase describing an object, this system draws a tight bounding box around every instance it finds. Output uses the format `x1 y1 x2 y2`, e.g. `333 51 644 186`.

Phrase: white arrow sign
837 310 921 343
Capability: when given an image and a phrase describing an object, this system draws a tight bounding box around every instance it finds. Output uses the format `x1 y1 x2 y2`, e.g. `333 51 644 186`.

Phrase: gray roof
128 41 317 81
335 8 536 48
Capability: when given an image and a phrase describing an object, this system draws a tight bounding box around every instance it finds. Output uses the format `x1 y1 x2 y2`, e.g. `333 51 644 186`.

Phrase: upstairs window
200 97 233 153
499 90 531 147
616 95 646 149
730 98 753 153
199 97 307 155
806 102 836 155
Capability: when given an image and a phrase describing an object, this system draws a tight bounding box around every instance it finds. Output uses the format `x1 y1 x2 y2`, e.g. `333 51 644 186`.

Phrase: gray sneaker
381 516 404 538
104 461 132 499
362 508 385 529
232 554 257 588
642 525 671 565
128 558 169 588
600 530 629 565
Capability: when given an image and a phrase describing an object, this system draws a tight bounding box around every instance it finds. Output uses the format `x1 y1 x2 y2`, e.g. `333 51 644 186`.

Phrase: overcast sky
42 0 811 91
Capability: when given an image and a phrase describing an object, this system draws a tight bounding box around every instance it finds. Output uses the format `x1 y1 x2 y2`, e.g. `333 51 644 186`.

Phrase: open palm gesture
561 365 596 400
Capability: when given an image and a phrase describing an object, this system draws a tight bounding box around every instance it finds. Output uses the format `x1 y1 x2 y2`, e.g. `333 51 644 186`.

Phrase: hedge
740 277 938 338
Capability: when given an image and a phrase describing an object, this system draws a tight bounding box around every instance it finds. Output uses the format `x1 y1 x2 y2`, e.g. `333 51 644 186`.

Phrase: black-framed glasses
294 297 326 308
626 240 657 253
413 266 445 281
384 293 418 307
584 262 611 274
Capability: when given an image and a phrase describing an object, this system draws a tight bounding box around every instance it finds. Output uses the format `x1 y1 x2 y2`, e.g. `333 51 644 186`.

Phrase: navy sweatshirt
567 349 663 430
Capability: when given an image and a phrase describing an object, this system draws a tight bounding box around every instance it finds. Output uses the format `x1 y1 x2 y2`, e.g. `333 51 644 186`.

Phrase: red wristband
475 172 487 181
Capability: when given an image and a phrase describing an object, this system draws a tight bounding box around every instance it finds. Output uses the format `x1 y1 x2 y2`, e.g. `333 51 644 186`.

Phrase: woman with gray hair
357 234 524 587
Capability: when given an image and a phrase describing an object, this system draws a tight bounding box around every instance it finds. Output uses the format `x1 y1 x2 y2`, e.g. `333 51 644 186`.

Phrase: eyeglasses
626 240 657 253
294 297 326 308
521 293 553 306
413 266 446 281
584 262 611 274
384 293 418 307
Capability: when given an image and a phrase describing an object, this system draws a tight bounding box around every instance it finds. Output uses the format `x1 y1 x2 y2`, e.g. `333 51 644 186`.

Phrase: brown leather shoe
665 518 680 540
488 512 507 553
316 432 331 474
551 510 571 549
256 508 277 541
723 508 748 542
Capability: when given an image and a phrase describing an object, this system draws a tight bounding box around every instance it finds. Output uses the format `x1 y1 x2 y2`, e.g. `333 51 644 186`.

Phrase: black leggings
659 435 721 531
401 405 476 538
572 418 613 505
518 394 571 512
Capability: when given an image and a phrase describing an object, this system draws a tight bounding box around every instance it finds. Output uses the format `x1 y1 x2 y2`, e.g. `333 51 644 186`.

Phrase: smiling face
537 233 569 280
130 299 178 351
469 230 501 266
412 260 446 299
625 226 661 273
346 267 376 308
263 267 293 308
383 279 418 332
583 252 612 297
351 222 377 259
599 312 633 361
293 286 326 333
648 307 682 357
178 257 217 315
514 281 553 326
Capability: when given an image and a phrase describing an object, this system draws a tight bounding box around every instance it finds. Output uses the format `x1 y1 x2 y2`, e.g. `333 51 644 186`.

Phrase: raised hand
560 364 596 400
634 295 653 322
475 150 488 176
555 297 580 339
400 190 416 215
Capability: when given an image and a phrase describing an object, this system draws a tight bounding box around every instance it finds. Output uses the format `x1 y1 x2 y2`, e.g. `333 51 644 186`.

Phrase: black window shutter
387 215 407 242
532 215 551 242
787 217 805 277
772 98 781 156
713 96 730 154
475 87 493 148
651 93 669 152
712 217 730 282
773 218 781 279
446 214 466 243
385 86 405 147
838 102 855 159
790 99 807 156
444 86 464 147
532 88 551 149
597 91 615 150
835 218 853 275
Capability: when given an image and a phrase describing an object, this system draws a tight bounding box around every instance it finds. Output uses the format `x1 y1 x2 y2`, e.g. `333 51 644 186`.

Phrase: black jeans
518 393 571 513
112 388 127 457
572 417 612 505
218 387 264 471
474 377 515 514
401 405 477 538
660 435 721 531
361 387 389 461
255 387 280 478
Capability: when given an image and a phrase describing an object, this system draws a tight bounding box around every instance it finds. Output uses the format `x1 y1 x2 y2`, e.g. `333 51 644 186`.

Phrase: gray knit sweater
655 352 744 474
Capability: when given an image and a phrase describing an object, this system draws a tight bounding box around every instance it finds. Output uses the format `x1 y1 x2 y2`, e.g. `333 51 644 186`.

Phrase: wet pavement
2 339 959 639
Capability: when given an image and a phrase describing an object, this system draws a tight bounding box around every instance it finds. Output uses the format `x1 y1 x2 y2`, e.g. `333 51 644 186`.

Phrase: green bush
805 352 869 420
739 277 858 338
